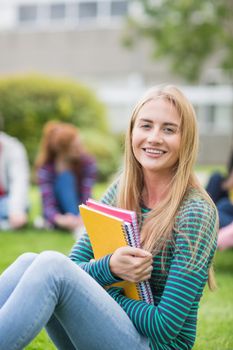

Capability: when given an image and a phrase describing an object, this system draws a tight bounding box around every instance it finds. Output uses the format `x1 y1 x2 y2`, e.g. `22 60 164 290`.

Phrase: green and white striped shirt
69 183 217 350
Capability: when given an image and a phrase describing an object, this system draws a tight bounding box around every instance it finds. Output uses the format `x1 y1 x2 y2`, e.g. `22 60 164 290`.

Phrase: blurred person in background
206 148 233 228
35 121 97 236
217 221 233 251
0 130 29 230
206 148 233 250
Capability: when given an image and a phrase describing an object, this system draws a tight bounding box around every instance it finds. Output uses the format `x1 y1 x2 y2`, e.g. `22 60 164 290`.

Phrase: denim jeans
0 251 150 350
0 195 8 219
0 195 11 230
217 197 233 228
54 171 80 216
206 172 228 204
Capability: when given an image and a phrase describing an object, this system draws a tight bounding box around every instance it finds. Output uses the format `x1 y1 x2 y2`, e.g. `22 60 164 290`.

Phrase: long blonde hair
117 85 218 289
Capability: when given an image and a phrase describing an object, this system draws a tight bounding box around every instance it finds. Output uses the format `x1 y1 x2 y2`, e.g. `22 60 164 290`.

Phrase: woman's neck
55 154 71 173
142 172 173 208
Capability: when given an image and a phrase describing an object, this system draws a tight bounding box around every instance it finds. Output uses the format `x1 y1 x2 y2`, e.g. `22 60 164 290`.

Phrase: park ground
0 168 233 350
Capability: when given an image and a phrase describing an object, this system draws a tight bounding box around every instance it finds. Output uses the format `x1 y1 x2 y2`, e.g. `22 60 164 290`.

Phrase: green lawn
1 176 233 349
0 231 232 350
0 230 74 350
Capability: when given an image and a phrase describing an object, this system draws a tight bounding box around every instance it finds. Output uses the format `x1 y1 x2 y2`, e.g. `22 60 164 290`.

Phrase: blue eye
163 127 175 134
141 124 151 129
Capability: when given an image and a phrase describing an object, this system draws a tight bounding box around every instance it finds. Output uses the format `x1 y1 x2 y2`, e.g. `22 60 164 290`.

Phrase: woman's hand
54 214 83 231
223 170 233 191
109 246 153 283
9 213 27 229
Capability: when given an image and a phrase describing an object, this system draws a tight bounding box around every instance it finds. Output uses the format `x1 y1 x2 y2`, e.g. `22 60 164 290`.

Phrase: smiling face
132 98 181 179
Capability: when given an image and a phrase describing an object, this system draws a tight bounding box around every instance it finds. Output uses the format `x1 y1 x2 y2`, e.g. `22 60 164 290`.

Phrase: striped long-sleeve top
69 183 218 350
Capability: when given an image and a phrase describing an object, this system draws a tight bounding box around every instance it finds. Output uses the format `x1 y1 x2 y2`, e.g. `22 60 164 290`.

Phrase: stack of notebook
79 199 154 305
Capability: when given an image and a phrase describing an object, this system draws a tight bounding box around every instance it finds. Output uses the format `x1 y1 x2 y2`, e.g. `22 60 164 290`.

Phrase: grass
0 231 233 349
1 177 233 349
0 230 74 350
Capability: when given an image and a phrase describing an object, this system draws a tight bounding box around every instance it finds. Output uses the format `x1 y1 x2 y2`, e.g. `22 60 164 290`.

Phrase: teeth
145 148 164 154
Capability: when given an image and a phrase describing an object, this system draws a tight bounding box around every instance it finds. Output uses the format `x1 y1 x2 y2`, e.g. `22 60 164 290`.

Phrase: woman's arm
108 200 217 346
69 232 123 286
37 165 59 225
223 170 233 191
79 154 97 203
69 181 124 286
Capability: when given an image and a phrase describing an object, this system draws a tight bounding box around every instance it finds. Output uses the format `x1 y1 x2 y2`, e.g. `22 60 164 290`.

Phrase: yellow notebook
79 204 141 301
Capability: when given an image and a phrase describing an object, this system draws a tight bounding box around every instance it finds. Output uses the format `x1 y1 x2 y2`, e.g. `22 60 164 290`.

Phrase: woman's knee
37 251 68 272
15 252 38 267
209 172 225 184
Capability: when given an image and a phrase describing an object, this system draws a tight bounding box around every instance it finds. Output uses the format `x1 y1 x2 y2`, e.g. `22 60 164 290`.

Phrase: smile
142 148 166 155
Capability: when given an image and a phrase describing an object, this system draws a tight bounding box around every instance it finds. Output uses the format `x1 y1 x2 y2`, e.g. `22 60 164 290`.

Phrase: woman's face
132 98 181 178
68 136 83 160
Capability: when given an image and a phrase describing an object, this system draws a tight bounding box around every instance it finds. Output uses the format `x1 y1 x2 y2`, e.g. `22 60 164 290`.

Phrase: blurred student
206 148 233 228
0 131 29 230
35 121 97 234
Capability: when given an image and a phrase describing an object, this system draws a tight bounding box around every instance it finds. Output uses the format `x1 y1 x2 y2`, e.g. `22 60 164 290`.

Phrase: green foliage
82 129 123 181
124 0 233 82
0 74 121 180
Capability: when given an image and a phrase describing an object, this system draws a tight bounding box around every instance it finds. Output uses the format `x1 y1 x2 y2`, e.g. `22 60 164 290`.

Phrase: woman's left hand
109 246 153 283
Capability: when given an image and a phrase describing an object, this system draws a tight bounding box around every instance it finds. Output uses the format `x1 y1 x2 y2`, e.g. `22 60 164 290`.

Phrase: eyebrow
138 118 179 128
163 122 180 128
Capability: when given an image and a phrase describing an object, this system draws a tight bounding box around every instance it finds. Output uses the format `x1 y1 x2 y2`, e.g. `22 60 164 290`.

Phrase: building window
79 2 97 19
18 5 38 22
110 1 128 17
50 3 66 20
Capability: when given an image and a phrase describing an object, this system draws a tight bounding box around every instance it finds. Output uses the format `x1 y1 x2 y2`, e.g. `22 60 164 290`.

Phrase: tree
124 0 233 82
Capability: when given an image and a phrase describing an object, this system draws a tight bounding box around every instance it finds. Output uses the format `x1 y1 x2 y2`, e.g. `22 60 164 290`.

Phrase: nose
147 128 163 144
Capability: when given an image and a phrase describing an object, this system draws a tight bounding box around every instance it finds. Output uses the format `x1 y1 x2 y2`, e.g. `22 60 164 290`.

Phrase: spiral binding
123 222 154 304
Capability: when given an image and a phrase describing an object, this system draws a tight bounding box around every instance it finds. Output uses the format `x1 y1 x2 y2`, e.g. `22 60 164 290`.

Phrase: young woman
0 85 218 350
35 121 97 233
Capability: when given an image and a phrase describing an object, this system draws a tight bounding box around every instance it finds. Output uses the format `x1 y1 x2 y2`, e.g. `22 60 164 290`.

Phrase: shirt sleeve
69 232 122 286
7 140 29 215
108 200 218 346
79 154 97 203
37 164 59 225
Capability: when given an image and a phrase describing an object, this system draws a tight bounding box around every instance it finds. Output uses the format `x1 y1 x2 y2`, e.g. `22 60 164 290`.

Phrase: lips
142 148 167 155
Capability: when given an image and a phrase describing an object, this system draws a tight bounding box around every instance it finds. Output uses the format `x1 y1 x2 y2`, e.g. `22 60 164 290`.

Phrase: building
0 0 232 164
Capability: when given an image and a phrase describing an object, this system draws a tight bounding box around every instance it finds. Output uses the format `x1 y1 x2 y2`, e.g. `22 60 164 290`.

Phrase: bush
0 74 121 181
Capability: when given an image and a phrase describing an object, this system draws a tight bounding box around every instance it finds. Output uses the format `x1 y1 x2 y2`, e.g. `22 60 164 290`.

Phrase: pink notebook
86 199 140 247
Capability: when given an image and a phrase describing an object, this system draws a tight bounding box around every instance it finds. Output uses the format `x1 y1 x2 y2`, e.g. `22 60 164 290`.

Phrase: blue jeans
0 251 149 350
217 198 233 228
54 171 80 215
206 172 228 204
0 195 9 219
0 196 11 230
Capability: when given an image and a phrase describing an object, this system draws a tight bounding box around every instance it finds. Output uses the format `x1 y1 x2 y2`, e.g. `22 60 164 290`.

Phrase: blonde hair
117 85 218 290
35 121 79 168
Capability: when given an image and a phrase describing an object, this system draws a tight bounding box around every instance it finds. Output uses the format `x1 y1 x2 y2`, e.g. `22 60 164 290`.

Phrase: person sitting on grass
206 148 233 229
0 130 29 230
35 121 97 235
0 85 218 350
